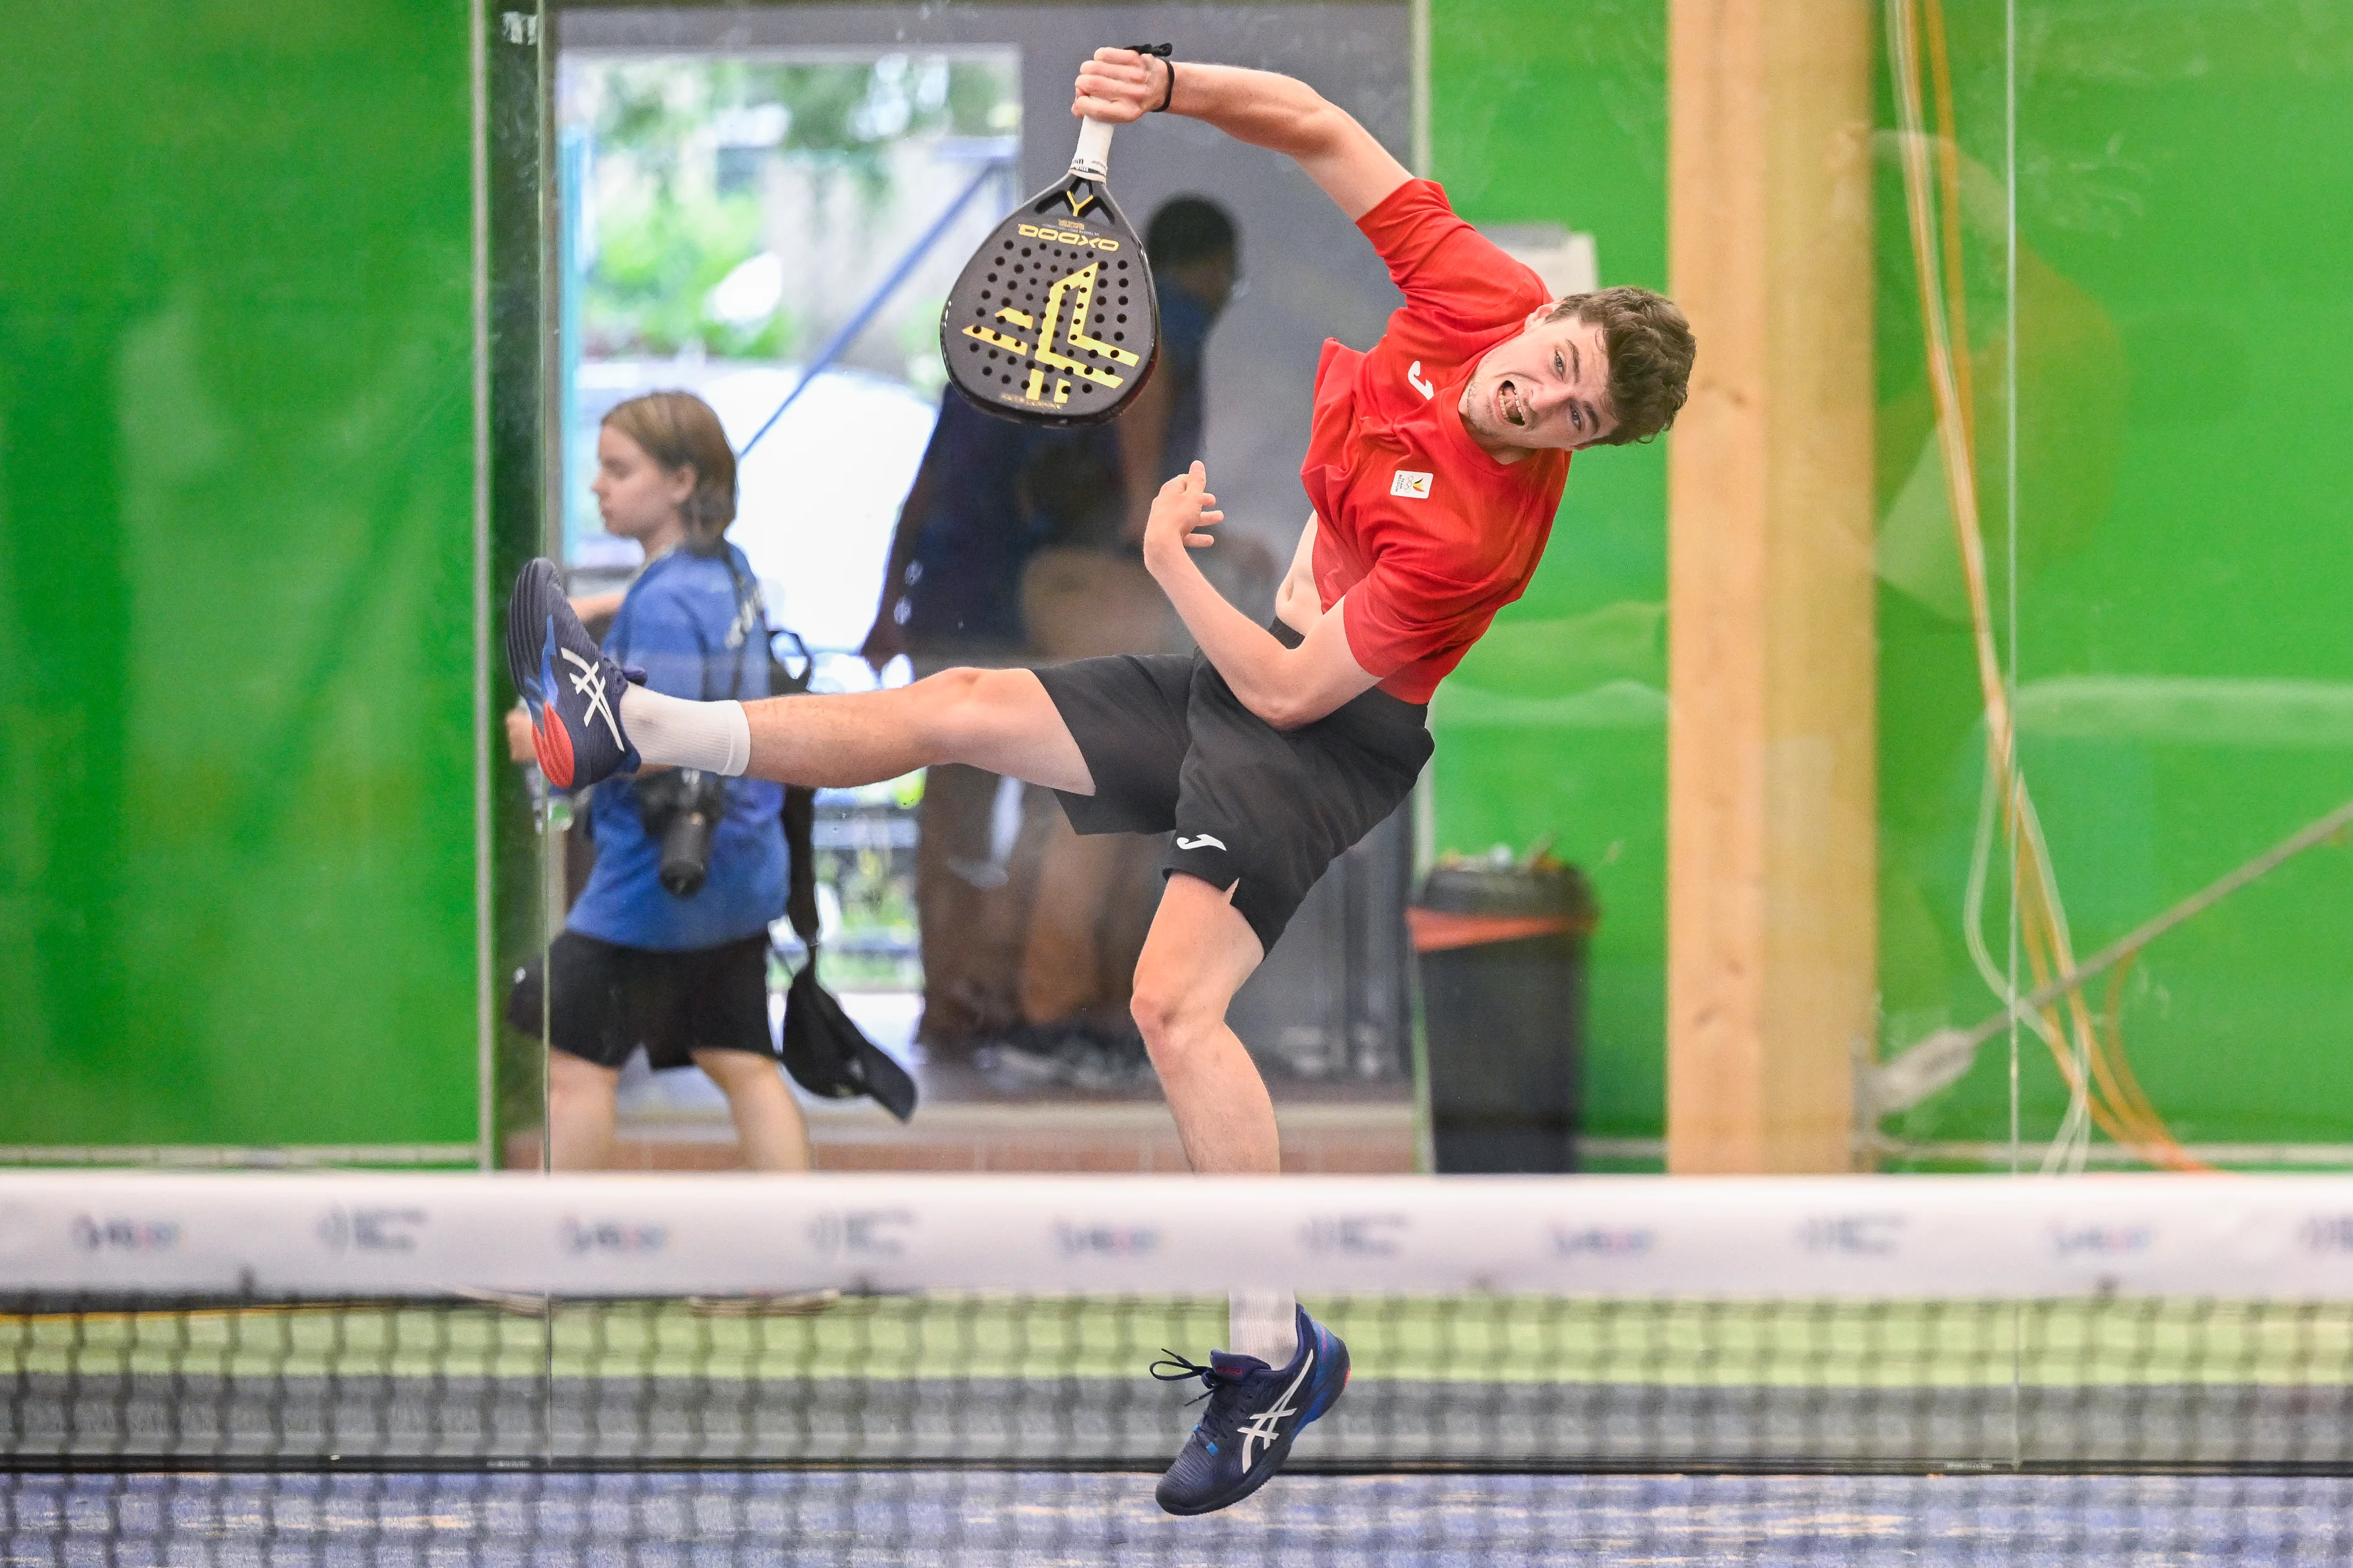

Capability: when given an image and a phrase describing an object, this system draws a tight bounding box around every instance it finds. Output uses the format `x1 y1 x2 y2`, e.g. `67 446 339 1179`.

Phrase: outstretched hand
1074 47 1168 124
1142 460 1223 574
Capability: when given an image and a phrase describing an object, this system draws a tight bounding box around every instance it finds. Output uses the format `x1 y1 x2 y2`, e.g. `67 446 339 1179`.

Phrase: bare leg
1128 872 1277 1173
913 766 1028 1048
744 667 1092 793
1019 816 1127 1024
692 1049 811 1172
546 1051 621 1170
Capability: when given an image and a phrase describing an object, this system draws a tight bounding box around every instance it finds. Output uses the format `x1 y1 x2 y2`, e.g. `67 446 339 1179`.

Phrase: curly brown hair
601 390 739 547
1546 287 1695 447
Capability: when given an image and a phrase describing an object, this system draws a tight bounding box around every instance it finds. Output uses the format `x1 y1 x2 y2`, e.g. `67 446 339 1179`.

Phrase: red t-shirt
1301 179 1571 703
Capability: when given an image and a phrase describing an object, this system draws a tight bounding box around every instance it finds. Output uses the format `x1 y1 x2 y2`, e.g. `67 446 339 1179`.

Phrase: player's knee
546 1051 617 1104
693 1049 778 1096
909 664 987 726
1129 972 1209 1060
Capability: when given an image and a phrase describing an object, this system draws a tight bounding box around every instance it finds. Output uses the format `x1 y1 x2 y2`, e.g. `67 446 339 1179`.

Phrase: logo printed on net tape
1798 1214 1906 1256
1054 1221 1161 1258
1302 1214 1407 1257
1391 471 1433 500
1552 1226 1657 1259
2049 1222 2155 1259
807 1209 913 1258
317 1207 428 1254
560 1217 669 1256
2302 1216 2353 1254
70 1216 181 1253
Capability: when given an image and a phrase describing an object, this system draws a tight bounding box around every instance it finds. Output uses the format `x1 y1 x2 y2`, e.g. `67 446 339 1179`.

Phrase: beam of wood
1664 0 1878 1172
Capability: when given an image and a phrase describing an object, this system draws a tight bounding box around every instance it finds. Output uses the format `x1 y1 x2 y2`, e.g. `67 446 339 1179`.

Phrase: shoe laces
1149 1350 1246 1435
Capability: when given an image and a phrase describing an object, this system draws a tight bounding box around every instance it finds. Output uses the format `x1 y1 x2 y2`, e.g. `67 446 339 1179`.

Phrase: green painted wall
0 3 482 1151
1877 3 2353 1158
1426 1 1672 1155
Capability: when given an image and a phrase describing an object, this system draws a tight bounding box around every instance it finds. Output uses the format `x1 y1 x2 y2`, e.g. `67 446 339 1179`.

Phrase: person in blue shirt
506 391 807 1170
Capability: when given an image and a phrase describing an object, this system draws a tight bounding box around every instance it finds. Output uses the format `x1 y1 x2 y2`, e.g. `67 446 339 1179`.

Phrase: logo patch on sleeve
1391 470 1433 500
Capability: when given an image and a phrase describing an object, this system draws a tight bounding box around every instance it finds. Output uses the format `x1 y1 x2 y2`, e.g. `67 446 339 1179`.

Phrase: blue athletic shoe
1150 1306 1349 1517
505 558 638 789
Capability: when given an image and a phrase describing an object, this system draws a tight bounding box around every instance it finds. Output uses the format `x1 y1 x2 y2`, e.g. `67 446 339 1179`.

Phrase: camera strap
712 543 824 952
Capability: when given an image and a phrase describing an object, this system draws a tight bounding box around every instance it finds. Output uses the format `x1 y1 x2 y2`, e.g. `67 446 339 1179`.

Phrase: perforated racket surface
940 117 1159 426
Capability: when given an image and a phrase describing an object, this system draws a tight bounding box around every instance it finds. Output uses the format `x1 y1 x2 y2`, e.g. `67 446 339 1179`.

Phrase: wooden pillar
1664 0 1878 1172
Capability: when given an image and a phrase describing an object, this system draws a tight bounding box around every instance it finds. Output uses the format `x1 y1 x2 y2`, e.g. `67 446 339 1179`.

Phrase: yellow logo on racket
1016 222 1118 251
961 260 1142 405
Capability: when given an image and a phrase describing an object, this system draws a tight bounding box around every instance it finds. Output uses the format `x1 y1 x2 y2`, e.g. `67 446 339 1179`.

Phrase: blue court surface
9 1470 2352 1567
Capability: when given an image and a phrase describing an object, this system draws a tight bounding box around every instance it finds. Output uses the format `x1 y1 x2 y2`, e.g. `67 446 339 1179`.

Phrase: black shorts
505 930 778 1070
1034 621 1433 953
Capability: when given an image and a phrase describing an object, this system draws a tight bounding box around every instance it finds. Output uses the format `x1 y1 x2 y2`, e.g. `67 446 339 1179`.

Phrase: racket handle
1071 117 1115 179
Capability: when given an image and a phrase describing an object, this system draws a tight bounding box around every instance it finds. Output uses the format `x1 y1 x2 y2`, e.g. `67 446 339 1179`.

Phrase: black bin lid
1414 850 1598 923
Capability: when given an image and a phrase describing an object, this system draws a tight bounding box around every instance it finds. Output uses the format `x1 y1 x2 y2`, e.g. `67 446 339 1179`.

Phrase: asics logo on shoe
1174 834 1227 852
1237 1345 1314 1469
559 642 627 748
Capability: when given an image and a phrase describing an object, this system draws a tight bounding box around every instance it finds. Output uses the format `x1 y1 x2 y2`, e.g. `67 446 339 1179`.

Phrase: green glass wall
1426 0 1671 1160
0 3 484 1157
1432 0 2353 1169
7 0 2346 1168
1877 2 2353 1164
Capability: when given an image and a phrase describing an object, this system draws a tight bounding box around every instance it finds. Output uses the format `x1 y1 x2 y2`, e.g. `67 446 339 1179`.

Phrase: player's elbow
1253 689 1334 732
1290 98 1357 161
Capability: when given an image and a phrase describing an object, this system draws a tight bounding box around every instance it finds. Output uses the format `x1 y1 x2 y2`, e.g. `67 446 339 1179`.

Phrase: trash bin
1409 849 1597 1173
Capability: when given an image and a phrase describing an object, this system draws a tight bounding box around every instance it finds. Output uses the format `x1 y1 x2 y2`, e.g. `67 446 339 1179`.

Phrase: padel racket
940 112 1159 425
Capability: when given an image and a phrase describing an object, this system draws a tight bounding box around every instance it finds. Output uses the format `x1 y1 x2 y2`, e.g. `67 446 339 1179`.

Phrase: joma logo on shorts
1175 834 1227 852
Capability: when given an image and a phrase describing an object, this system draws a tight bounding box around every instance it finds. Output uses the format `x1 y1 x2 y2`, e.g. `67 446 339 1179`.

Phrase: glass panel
511 4 1419 1173
2004 3 2353 1168
0 6 484 1163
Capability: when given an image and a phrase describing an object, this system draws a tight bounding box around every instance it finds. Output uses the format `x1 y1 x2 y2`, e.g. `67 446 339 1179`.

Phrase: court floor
10 1470 2352 1567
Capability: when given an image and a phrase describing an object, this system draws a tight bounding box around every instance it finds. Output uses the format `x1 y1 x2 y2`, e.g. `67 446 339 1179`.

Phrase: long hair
601 390 738 548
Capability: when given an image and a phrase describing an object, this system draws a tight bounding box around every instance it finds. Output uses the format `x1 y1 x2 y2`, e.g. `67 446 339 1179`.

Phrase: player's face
591 425 696 544
1460 312 1616 455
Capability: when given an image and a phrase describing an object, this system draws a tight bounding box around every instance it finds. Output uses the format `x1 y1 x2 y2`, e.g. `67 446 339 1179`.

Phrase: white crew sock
619 686 752 776
1228 1290 1299 1367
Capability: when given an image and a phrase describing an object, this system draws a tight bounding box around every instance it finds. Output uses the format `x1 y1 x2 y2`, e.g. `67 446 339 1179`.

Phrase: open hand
1143 461 1223 573
1074 47 1168 124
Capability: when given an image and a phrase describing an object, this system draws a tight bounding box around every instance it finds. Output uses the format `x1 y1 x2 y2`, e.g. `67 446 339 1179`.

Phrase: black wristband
1125 43 1176 112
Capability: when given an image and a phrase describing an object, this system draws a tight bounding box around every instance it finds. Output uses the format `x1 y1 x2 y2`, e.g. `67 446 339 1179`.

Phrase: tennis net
8 1170 2353 1564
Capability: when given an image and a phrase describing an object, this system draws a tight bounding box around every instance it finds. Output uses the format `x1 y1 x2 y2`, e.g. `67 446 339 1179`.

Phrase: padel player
509 50 1694 1515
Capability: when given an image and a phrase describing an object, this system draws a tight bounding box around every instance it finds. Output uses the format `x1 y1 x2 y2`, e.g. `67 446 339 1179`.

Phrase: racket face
940 172 1160 426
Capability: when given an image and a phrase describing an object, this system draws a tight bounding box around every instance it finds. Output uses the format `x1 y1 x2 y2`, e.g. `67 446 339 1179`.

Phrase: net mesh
8 1172 2353 1565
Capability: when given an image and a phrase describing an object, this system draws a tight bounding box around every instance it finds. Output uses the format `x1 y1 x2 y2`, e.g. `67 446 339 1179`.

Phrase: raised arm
1074 50 1412 223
